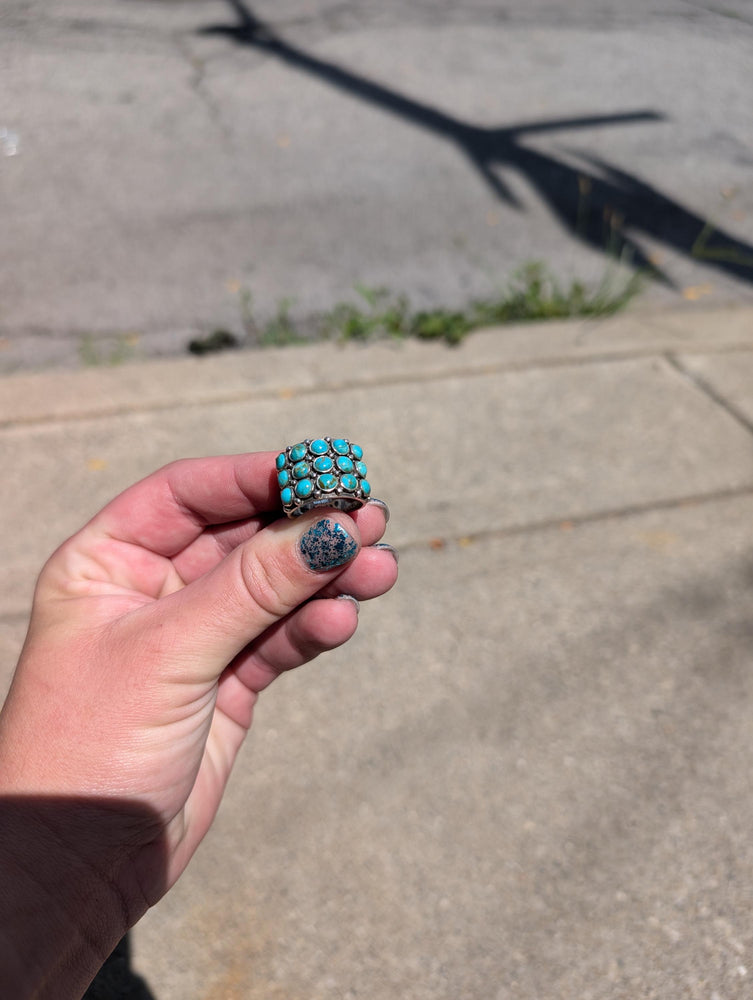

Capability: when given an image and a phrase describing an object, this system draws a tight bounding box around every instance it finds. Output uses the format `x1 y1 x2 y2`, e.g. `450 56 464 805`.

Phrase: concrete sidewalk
3 303 753 998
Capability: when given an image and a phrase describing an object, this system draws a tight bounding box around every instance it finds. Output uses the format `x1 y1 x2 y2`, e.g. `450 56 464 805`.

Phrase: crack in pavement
171 31 235 147
680 0 753 25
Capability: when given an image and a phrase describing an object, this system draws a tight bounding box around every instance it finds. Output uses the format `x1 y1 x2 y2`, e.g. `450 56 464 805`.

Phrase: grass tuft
323 262 642 346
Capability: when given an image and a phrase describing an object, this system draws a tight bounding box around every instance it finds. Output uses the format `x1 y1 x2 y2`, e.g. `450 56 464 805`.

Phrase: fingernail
373 542 399 565
336 594 360 613
300 518 358 572
367 498 391 523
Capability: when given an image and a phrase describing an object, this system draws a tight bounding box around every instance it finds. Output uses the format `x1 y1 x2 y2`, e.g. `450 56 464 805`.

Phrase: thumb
131 513 361 684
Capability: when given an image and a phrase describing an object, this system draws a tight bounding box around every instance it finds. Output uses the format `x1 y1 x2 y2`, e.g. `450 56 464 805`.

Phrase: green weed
471 262 642 328
214 262 641 355
78 332 138 366
319 285 410 341
691 221 753 268
328 262 641 345
260 298 305 347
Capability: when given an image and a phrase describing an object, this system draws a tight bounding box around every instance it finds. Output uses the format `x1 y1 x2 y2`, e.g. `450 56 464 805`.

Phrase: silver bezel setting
277 437 370 518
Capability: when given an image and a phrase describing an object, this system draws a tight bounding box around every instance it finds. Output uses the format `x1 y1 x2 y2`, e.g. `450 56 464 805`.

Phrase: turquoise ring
276 437 372 518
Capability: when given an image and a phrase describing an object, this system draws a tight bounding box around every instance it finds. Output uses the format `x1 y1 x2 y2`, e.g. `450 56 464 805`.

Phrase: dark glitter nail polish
300 518 358 572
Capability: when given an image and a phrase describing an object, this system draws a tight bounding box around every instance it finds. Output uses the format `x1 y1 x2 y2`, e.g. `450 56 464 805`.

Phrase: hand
0 453 397 997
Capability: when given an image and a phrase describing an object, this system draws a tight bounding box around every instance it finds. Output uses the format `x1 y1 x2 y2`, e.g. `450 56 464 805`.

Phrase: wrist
0 795 156 999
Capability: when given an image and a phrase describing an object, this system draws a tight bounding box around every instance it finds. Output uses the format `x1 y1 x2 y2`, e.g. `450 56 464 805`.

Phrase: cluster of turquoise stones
276 438 371 516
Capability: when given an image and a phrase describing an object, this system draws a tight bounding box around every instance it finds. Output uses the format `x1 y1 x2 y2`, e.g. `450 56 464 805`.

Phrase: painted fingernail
300 518 358 572
367 498 391 523
373 542 399 564
336 594 360 613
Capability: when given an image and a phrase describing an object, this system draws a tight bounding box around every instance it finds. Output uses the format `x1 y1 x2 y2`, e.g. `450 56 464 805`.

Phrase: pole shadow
198 0 753 288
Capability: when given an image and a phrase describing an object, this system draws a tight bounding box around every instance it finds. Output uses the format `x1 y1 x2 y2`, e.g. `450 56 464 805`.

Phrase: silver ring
276 438 371 518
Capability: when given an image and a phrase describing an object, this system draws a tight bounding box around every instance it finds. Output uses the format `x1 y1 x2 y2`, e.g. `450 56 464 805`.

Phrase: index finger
89 453 279 556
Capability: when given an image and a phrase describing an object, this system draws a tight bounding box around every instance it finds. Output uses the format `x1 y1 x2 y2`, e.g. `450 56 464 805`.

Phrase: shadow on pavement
85 934 157 1000
198 0 753 288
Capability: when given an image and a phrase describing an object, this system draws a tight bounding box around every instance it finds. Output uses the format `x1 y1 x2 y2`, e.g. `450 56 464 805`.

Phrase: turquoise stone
277 469 289 487
280 486 293 505
313 455 333 473
292 461 310 479
310 438 329 455
290 443 307 462
276 452 286 470
360 479 371 496
340 473 358 492
295 478 314 499
355 461 368 477
332 438 350 455
350 443 363 460
336 456 354 473
317 473 338 492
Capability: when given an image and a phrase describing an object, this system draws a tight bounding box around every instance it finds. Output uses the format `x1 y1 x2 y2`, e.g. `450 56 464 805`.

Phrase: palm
45 475 281 863
15 454 392 887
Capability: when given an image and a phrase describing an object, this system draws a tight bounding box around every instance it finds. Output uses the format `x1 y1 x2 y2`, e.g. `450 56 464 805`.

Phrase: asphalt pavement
4 303 753 998
2 0 753 371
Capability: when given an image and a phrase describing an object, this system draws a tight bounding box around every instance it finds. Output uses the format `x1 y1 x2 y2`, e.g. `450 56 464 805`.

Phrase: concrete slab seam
665 352 753 440
4 485 753 633
5 344 753 432
359 484 753 554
